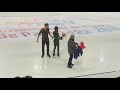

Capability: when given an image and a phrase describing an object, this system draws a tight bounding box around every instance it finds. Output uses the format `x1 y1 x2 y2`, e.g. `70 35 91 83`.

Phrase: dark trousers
42 40 49 55
68 54 73 66
53 40 59 56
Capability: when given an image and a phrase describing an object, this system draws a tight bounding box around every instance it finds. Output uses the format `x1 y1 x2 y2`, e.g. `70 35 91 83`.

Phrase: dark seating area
14 76 33 78
116 76 120 78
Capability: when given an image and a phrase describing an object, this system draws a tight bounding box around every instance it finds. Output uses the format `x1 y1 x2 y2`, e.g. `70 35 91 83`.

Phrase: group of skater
37 23 81 68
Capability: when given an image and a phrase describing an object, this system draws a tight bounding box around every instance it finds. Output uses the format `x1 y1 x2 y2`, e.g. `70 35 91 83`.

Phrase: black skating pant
53 39 59 56
42 40 49 55
68 54 73 66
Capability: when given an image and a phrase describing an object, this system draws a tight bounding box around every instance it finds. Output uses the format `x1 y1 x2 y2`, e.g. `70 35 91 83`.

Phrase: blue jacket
74 46 83 59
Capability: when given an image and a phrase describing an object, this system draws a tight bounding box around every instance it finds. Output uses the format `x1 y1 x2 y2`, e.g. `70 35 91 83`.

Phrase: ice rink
0 12 120 78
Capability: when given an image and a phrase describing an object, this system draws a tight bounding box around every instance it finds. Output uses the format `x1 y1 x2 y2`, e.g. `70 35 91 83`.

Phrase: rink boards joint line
67 70 120 78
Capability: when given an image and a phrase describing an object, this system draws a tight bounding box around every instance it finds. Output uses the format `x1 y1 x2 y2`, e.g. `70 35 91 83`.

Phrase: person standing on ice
37 23 53 58
67 35 78 68
53 26 64 57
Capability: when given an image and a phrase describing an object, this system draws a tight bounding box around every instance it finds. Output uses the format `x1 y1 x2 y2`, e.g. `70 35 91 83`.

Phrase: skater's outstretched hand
37 33 40 43
48 32 53 39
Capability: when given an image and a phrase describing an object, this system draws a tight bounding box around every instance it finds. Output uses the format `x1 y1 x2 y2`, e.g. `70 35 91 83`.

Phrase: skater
67 35 78 68
37 23 53 58
53 26 63 57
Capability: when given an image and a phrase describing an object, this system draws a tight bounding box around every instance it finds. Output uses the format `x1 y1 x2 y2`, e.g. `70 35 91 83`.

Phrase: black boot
71 63 74 66
67 65 72 68
41 54 44 58
53 53 55 57
47 54 51 57
57 53 59 57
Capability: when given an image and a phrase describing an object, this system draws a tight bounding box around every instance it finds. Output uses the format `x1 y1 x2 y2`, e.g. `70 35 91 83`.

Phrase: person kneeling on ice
67 35 78 68
53 26 66 57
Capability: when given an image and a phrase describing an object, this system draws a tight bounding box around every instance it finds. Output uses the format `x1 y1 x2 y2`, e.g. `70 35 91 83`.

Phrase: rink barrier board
67 70 120 78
